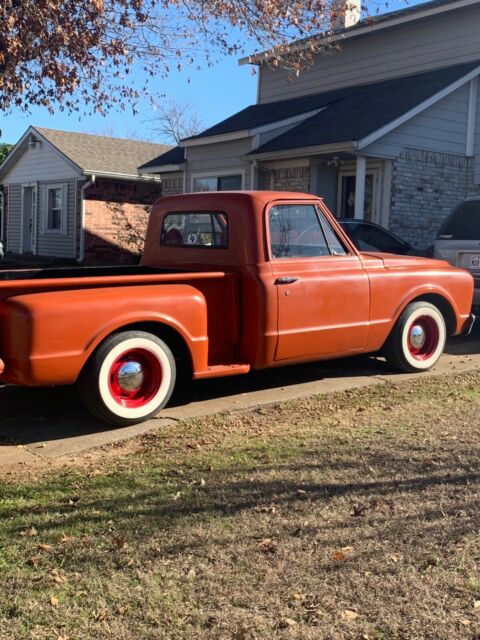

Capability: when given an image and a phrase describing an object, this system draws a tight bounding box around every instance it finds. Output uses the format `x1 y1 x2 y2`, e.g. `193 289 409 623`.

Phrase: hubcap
108 348 162 408
407 315 439 361
409 324 426 350
117 361 144 392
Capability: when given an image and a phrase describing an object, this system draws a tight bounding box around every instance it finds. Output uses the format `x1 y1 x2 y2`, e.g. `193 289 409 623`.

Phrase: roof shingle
34 127 171 176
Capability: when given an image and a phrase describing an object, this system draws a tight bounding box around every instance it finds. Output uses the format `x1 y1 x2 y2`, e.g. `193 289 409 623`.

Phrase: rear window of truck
161 212 228 248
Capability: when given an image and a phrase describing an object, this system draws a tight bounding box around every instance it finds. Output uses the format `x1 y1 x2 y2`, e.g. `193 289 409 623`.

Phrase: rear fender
0 284 208 386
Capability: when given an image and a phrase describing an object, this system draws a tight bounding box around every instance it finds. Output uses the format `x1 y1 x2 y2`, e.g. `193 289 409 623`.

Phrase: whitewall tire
79 331 176 426
383 302 446 373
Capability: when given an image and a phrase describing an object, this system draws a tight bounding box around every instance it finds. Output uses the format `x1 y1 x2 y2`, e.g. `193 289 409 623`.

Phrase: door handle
274 277 299 285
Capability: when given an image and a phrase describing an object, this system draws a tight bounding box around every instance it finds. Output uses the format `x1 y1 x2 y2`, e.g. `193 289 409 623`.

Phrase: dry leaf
60 534 77 543
21 527 38 538
461 619 472 626
474 600 480 609
29 556 41 568
257 538 278 554
50 595 59 607
93 608 108 622
291 592 306 602
332 551 346 561
342 609 360 621
38 543 52 551
57 635 69 640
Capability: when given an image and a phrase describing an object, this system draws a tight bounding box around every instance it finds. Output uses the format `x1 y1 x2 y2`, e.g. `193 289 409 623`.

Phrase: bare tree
149 99 203 145
0 0 396 116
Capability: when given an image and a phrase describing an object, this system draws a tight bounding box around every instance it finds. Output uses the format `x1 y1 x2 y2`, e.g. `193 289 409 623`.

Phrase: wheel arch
407 293 456 335
80 320 194 381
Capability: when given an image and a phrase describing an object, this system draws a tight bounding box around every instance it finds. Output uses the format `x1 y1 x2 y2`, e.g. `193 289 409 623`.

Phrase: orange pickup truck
0 191 474 426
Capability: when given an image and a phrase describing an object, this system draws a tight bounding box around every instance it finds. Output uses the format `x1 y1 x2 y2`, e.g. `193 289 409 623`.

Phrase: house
141 0 480 249
0 127 171 263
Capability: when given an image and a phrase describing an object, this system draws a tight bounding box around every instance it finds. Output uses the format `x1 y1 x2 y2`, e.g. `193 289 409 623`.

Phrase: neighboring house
0 127 170 263
141 0 480 249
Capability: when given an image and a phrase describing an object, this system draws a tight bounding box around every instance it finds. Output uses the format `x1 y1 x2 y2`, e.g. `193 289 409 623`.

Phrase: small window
269 204 330 258
193 175 242 192
318 211 348 255
48 187 62 231
161 212 228 248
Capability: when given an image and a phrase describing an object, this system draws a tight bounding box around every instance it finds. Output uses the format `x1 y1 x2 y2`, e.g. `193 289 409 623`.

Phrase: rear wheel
78 331 176 426
383 301 446 373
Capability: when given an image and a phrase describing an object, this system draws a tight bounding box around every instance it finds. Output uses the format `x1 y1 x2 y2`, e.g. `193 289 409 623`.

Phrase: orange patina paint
0 191 474 390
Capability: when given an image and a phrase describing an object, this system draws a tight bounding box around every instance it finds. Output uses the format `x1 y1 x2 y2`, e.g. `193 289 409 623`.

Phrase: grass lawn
1 372 480 639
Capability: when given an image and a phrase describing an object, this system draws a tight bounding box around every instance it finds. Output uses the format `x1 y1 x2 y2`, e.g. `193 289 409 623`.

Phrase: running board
193 363 251 380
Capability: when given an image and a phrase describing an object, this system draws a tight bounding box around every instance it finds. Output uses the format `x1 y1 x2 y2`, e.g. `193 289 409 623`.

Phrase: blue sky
1 0 424 145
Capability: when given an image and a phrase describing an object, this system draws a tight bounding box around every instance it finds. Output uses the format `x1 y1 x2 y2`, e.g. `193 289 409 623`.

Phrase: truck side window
269 204 330 258
317 210 348 256
161 212 228 248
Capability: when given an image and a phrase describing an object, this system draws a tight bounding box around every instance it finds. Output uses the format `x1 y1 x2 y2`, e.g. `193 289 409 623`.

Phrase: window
43 184 67 235
47 187 62 231
269 204 348 259
161 212 228 248
193 174 242 192
437 200 480 240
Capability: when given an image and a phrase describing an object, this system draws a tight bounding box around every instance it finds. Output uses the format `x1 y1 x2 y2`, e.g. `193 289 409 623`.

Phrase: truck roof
154 191 323 208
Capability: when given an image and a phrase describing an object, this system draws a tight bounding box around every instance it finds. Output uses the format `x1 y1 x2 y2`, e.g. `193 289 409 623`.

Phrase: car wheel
383 301 446 373
78 330 176 426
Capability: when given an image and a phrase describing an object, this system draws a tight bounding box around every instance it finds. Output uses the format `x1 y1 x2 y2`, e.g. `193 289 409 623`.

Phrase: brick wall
84 178 162 264
390 149 480 249
270 167 310 192
161 173 184 195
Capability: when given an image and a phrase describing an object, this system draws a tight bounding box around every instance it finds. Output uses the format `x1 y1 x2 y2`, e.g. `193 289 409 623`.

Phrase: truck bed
0 264 231 302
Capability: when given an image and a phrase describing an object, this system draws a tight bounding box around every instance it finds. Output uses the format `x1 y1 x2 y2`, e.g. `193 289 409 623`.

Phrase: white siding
6 185 21 253
2 140 80 184
186 138 254 191
259 6 480 103
363 84 470 158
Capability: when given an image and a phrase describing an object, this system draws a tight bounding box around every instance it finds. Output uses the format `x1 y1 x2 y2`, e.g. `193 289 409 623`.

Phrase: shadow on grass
2 435 479 563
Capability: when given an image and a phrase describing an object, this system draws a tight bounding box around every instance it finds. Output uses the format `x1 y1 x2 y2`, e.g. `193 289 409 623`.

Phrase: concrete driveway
2 332 480 468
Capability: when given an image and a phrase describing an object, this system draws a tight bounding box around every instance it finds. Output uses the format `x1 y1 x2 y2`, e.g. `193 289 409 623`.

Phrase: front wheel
78 331 176 426
383 301 446 373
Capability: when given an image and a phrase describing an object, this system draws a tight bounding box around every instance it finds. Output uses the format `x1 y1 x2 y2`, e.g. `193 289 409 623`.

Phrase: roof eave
83 170 162 182
239 0 479 66
246 141 357 161
138 164 184 175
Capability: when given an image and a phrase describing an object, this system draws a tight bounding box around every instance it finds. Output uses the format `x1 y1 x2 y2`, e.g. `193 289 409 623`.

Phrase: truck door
268 202 370 361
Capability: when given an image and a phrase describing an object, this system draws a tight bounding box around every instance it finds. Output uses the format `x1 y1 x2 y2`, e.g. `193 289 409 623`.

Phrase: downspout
79 174 96 263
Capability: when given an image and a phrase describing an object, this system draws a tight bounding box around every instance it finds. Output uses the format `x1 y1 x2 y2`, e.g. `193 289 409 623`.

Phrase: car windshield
437 201 480 240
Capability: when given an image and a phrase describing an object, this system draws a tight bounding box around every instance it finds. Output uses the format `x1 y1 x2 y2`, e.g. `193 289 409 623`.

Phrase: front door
268 201 370 361
22 186 35 254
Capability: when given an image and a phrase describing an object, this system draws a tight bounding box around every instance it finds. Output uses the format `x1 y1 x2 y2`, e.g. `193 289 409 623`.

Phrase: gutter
79 175 96 263
82 169 162 182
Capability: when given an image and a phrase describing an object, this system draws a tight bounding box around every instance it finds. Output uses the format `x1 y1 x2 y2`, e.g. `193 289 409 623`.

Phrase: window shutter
39 185 47 235
61 184 68 236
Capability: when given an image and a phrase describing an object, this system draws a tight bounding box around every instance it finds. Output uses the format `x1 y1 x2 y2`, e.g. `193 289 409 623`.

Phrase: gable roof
0 127 171 181
138 146 185 172
240 0 479 66
33 128 171 177
181 62 479 156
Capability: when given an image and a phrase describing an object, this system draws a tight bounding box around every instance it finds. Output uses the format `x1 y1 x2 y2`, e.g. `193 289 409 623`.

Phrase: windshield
437 201 480 240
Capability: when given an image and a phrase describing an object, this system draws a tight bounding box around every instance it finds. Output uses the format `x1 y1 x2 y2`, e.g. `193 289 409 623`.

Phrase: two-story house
141 0 480 249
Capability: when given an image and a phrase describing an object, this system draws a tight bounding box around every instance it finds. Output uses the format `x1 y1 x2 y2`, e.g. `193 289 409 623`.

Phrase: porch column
354 155 366 220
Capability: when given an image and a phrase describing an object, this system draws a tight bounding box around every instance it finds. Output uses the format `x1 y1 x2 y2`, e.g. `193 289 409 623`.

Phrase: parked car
338 219 422 255
0 192 474 426
433 197 480 310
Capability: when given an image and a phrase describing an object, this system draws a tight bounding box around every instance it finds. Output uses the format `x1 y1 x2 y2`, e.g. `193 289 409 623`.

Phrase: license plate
470 254 480 269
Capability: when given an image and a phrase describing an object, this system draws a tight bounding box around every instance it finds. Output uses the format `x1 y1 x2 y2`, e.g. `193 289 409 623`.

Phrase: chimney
333 0 361 30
